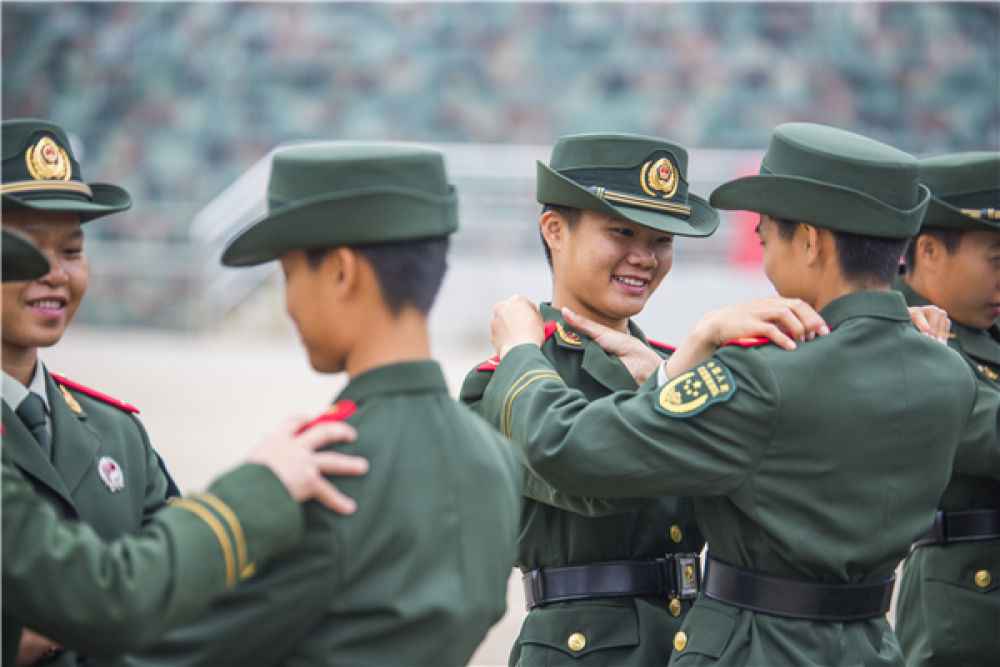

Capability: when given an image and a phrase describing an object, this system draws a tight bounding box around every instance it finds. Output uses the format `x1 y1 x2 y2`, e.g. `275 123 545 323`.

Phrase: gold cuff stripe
592 187 692 217
197 493 249 577
1 180 93 198
502 371 563 438
170 498 236 588
960 208 999 221
500 370 558 436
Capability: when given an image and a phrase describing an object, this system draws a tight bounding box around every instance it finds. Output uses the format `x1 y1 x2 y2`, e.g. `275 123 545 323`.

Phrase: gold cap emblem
26 136 72 182
567 632 587 652
641 157 679 199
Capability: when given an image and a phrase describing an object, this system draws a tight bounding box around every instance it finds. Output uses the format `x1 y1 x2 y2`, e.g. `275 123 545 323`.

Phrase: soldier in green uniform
460 133 719 666
480 123 999 667
133 142 522 667
1 118 180 666
894 152 1000 667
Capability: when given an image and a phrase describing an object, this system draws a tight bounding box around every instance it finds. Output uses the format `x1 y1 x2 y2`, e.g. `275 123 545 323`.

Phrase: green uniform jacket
2 456 303 665
460 303 704 666
480 291 999 667
895 280 1000 667
134 361 522 667
2 370 173 667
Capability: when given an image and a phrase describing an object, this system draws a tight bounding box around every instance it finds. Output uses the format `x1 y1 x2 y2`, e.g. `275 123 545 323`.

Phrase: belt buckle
675 554 700 600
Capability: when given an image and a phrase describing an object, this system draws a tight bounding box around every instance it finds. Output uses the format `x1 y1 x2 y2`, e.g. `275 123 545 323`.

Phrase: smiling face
2 209 88 356
544 209 673 329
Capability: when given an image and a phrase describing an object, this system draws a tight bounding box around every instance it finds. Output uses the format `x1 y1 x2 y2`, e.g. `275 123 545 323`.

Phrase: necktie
16 392 51 457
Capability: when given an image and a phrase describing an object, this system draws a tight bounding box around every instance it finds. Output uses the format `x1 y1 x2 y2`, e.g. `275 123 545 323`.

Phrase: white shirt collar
2 360 50 414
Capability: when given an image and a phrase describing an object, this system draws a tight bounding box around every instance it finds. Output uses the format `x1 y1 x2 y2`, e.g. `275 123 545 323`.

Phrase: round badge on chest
97 456 125 493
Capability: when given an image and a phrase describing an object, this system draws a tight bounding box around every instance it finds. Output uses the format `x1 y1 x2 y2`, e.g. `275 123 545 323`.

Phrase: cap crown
2 118 87 192
919 152 999 209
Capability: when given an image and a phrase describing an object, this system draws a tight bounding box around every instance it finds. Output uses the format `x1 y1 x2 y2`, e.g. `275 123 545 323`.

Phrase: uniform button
975 569 992 589
567 632 587 652
668 597 682 617
673 630 688 652
669 525 683 543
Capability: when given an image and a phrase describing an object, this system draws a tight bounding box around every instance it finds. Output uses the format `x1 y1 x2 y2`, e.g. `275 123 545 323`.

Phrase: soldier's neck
1 343 38 386
551 287 629 333
812 276 891 312
344 308 432 379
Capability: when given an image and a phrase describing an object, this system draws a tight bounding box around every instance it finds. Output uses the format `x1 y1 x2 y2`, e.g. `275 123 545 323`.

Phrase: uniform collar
2 360 50 414
337 360 448 404
819 290 911 331
538 302 649 348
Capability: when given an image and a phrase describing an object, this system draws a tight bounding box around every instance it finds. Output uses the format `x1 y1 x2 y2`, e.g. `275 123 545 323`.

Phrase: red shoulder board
722 336 772 348
647 338 676 353
476 321 559 373
296 400 358 435
543 321 558 341
50 373 139 414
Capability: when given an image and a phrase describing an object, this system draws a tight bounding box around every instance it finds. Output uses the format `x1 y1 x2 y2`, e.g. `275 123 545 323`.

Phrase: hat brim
710 174 930 239
2 183 132 222
222 188 459 267
3 230 50 281
920 197 1000 233
536 162 720 237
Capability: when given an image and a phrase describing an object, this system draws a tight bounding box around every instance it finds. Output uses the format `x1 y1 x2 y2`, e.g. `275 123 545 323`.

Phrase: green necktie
16 393 51 457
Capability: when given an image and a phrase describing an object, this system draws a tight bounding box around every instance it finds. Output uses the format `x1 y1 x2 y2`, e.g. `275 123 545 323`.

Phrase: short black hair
903 228 965 272
304 237 450 315
772 217 908 287
539 204 582 268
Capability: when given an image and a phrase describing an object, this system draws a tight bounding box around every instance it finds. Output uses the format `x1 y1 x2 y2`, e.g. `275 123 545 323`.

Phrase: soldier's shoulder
297 400 358 433
459 322 561 402
51 372 141 416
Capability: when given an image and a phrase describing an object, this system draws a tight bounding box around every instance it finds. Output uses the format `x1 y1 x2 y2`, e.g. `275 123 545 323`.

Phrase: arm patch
655 360 736 418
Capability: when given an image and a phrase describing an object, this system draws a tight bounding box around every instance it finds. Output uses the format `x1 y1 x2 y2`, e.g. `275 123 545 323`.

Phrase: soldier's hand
563 307 662 384
491 295 546 359
908 305 950 343
696 298 830 351
16 629 61 666
248 416 368 514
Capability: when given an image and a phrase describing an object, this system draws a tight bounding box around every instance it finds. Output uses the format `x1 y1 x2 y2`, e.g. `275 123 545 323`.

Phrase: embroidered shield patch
656 360 736 418
97 456 125 493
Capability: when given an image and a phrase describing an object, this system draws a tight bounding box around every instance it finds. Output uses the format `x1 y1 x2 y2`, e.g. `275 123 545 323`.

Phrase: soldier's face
934 229 1000 329
280 249 348 373
2 210 88 352
555 212 673 323
756 215 808 299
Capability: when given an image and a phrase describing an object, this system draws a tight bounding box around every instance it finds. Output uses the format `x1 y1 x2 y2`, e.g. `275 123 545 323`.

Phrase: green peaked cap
1 118 131 222
918 151 1000 232
710 123 931 239
222 142 459 267
3 228 50 281
536 133 719 237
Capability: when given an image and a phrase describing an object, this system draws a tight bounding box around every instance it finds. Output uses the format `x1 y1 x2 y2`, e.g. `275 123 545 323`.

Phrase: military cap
222 142 459 267
711 123 931 239
1 119 131 222
918 151 1000 232
536 133 719 236
2 228 49 281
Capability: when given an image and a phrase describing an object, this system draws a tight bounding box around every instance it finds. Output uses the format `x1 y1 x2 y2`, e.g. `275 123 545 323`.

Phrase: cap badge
641 157 679 199
26 136 72 182
97 456 125 492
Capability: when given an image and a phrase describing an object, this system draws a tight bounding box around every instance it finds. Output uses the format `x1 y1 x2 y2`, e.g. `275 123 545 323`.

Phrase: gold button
673 631 688 652
975 569 992 589
567 632 587 652
668 597 682 617
669 525 683 543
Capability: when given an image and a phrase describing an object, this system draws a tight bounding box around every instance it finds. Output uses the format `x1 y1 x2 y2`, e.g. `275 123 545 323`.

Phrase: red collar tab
50 373 139 414
722 336 773 348
296 400 358 435
543 321 558 341
647 338 676 352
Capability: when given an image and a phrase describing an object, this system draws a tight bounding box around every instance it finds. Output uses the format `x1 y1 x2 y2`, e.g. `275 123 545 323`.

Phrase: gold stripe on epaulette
591 187 692 217
1 179 93 198
197 493 249 576
171 498 236 588
960 208 1000 221
502 371 563 438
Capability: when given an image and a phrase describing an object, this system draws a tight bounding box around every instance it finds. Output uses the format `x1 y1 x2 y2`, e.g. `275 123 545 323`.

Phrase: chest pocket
515 601 639 663
669 598 738 663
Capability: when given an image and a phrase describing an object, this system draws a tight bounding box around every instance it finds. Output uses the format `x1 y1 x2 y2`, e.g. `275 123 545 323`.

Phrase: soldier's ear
539 210 567 255
802 224 824 266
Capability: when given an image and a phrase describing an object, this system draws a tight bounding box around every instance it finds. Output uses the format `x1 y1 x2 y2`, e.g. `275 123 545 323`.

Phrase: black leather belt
522 554 701 611
912 509 1000 548
703 556 894 622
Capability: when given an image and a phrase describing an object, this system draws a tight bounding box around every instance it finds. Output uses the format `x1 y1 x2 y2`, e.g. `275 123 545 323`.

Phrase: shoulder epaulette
50 373 139 414
296 400 358 435
647 338 676 353
476 321 559 373
722 336 773 348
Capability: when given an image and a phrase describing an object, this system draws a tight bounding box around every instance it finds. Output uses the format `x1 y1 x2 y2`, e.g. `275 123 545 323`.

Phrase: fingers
761 322 798 351
909 308 931 336
784 299 830 339
308 477 359 514
279 413 315 435
297 422 358 450
769 305 807 343
313 451 369 477
562 307 611 340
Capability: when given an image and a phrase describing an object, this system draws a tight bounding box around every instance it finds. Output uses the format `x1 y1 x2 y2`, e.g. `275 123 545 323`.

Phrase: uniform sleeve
482 343 780 498
2 461 304 656
131 414 174 518
953 376 1000 479
461 364 646 517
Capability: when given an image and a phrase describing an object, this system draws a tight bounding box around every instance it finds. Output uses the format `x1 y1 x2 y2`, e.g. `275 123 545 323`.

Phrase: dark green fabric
1 118 131 221
134 360 522 667
482 291 998 667
461 303 703 667
710 123 930 239
536 133 719 237
894 278 1000 667
221 143 459 266
2 229 49 281
1 461 302 663
918 151 1000 232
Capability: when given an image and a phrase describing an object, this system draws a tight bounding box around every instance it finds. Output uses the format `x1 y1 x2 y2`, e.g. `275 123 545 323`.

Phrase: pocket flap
673 599 738 660
519 602 639 658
